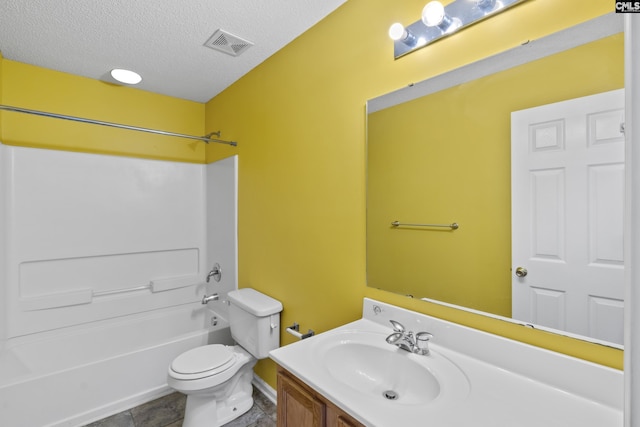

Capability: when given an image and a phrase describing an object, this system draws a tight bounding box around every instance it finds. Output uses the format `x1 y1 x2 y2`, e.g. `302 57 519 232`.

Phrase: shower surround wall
0 145 237 427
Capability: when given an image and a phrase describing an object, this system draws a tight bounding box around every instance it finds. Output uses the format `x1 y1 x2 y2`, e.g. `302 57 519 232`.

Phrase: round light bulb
422 1 446 27
388 23 407 41
110 68 142 85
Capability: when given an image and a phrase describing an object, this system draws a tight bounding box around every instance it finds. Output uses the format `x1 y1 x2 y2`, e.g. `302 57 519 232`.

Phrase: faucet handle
415 331 433 355
206 263 222 283
389 320 405 333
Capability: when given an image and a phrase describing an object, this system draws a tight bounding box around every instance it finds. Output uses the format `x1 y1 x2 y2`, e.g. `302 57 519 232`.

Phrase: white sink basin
270 301 623 427
310 330 469 406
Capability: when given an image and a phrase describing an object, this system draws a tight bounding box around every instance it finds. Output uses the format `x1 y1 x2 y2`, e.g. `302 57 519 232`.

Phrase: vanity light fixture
390 0 530 59
388 23 417 46
477 0 497 12
110 68 143 85
421 1 459 34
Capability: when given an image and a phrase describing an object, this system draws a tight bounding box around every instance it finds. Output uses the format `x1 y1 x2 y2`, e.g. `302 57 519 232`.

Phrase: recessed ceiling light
110 68 142 85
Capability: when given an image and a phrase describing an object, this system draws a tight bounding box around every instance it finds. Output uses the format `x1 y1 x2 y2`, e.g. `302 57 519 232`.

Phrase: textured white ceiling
0 0 347 103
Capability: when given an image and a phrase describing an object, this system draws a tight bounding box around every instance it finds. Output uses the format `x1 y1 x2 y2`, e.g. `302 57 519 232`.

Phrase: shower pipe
0 104 238 146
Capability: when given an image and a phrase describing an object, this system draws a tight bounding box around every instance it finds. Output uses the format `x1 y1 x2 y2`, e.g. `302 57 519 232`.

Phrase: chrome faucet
385 320 433 356
202 293 219 304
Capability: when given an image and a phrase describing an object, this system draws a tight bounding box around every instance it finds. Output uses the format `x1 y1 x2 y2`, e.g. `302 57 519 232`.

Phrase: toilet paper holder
285 322 315 340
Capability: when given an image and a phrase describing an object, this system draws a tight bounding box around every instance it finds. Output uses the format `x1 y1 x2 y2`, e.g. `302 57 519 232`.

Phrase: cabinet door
336 415 359 427
326 403 365 427
277 371 325 427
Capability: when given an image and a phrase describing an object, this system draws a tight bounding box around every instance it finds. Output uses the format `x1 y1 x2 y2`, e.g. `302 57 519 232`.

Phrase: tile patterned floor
84 386 276 427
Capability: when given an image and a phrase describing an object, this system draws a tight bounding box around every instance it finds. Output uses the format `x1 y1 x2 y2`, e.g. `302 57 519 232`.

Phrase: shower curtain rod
0 104 238 146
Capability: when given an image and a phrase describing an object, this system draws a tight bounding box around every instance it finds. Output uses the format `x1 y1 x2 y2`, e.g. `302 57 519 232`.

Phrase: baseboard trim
252 373 277 405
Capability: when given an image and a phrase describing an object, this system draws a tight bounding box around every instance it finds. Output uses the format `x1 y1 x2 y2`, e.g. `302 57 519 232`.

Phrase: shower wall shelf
0 104 237 146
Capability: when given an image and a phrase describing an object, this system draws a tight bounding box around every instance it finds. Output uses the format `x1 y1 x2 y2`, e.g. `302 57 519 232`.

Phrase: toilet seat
169 345 237 380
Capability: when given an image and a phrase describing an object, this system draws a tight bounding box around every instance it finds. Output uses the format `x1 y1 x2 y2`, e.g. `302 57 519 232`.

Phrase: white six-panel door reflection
512 89 625 345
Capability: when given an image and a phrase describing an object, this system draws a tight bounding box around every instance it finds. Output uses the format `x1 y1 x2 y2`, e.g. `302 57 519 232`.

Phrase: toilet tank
227 288 283 359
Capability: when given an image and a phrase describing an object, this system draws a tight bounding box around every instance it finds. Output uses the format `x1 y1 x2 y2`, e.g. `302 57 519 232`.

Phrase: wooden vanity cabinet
277 366 365 427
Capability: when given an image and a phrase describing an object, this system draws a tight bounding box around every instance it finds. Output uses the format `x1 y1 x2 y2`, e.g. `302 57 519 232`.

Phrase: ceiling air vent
204 29 253 57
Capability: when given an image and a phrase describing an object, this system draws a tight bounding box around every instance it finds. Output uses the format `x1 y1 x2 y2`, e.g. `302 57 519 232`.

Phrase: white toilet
167 288 283 427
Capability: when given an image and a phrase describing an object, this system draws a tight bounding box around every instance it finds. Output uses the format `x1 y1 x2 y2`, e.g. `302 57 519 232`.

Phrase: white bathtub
0 304 233 427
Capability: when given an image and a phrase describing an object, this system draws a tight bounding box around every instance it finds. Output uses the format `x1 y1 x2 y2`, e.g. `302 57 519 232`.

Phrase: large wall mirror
366 13 624 347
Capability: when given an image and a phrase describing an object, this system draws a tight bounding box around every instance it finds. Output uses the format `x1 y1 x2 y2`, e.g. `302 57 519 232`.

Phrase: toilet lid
171 344 235 375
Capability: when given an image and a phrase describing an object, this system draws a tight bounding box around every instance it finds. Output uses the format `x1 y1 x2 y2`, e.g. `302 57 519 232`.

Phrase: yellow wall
367 35 624 316
205 0 623 388
1 60 205 163
0 52 4 134
0 0 623 392
0 51 4 344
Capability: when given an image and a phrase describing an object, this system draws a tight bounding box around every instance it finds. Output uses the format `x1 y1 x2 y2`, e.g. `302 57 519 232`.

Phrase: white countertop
270 298 623 427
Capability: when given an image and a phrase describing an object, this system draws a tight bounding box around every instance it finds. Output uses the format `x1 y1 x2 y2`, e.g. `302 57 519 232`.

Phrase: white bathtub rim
0 326 233 427
0 304 228 386
0 327 214 389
